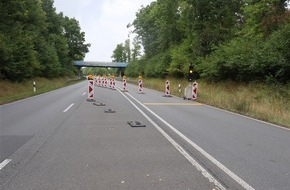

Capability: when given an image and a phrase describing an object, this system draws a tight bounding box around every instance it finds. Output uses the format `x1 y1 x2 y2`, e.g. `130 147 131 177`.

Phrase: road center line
122 89 255 190
117 88 225 190
63 103 74 113
0 159 12 170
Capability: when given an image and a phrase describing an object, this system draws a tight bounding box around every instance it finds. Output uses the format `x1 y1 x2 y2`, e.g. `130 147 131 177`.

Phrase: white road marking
63 103 74 113
0 159 11 170
203 104 290 131
82 92 86 96
121 88 255 190
117 88 226 190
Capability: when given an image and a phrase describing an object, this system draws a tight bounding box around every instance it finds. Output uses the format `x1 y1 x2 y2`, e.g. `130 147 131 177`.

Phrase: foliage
119 0 290 85
111 39 132 62
125 59 145 77
144 52 171 78
197 22 290 83
0 0 90 81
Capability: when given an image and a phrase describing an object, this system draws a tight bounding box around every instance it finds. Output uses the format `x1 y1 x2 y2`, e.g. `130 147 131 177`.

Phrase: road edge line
117 88 226 190
122 88 255 190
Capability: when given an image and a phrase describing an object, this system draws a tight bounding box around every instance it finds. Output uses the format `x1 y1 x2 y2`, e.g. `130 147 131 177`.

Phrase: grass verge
127 77 290 128
0 77 84 105
2 77 289 128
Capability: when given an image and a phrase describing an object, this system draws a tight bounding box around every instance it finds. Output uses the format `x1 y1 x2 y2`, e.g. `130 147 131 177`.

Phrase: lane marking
144 102 202 106
0 159 11 170
0 81 86 107
117 88 226 190
204 104 290 131
63 103 74 113
122 90 255 190
82 92 86 96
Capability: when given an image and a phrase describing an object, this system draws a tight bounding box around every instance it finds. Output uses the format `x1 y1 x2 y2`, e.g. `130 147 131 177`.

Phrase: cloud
54 0 153 61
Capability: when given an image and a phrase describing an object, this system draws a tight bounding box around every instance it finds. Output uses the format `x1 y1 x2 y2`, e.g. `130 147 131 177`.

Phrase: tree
62 17 90 61
124 39 131 62
112 43 125 62
0 0 44 81
133 2 159 58
0 0 90 81
131 36 142 61
121 0 290 83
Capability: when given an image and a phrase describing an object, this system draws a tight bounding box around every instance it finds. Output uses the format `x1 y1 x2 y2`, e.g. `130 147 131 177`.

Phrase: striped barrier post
97 76 101 86
87 75 94 101
138 76 143 94
112 75 116 90
123 75 127 92
109 75 113 89
104 75 108 88
192 81 198 100
163 80 171 97
94 76 97 86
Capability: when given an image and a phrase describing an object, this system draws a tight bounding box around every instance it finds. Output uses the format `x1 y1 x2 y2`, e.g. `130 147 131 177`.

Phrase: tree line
112 0 290 84
0 0 90 81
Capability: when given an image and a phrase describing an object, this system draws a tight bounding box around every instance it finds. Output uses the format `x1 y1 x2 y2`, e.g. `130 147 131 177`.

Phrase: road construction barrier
101 77 104 87
109 76 112 89
104 76 108 88
123 76 127 92
112 76 116 90
192 81 198 100
94 76 97 86
109 75 115 90
87 75 94 100
138 76 143 93
97 76 101 86
164 80 171 97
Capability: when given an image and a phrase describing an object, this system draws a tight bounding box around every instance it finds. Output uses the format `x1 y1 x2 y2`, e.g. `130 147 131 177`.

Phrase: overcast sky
54 0 154 61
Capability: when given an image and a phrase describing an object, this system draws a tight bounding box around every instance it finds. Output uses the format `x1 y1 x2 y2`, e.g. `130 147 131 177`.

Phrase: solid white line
123 90 255 190
0 159 11 170
117 88 226 190
82 92 86 96
203 104 290 131
63 103 74 113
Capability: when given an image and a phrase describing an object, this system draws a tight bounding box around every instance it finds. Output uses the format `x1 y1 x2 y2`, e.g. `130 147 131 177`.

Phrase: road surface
0 80 289 190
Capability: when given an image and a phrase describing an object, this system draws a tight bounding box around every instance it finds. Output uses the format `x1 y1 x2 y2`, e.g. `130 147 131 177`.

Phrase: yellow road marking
143 102 202 106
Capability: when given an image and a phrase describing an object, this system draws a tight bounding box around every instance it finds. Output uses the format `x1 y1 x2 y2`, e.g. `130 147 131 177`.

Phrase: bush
144 52 171 78
197 23 290 84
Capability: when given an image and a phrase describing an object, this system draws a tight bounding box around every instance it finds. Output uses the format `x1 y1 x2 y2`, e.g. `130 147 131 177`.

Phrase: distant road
1 80 289 190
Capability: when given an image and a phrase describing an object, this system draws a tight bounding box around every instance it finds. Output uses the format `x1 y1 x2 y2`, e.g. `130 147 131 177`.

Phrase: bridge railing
74 61 128 68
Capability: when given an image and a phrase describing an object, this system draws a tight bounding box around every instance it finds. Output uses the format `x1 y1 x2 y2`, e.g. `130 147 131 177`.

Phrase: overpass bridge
74 61 128 68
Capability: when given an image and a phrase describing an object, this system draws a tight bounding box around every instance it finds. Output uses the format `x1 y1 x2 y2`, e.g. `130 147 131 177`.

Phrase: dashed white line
82 92 86 96
63 103 74 113
0 159 11 170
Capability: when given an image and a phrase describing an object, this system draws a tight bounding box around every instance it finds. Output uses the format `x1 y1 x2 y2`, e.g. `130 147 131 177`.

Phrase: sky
53 0 154 61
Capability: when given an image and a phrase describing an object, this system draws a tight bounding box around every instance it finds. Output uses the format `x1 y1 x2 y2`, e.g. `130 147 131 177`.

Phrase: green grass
2 76 289 128
0 77 84 105
126 77 290 128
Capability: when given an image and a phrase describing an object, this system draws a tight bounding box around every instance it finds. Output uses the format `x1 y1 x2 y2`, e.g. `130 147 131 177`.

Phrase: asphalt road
0 80 289 190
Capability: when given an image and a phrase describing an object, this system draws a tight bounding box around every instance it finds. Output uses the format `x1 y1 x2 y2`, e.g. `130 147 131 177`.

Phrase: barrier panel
192 81 198 100
138 76 143 93
164 80 171 97
87 75 94 101
123 76 127 92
